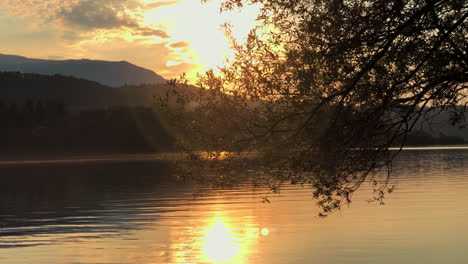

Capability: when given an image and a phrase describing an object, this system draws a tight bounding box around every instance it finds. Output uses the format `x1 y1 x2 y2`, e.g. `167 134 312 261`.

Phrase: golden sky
0 0 259 80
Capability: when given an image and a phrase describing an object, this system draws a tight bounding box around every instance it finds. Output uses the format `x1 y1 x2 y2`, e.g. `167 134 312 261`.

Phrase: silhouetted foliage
165 0 467 215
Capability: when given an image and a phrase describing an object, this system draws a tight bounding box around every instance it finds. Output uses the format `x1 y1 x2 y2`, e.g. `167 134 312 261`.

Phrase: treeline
0 101 173 158
0 71 172 109
1 72 466 156
404 130 466 146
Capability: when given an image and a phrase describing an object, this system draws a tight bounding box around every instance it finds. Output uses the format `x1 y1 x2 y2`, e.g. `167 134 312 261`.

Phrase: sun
142 0 260 79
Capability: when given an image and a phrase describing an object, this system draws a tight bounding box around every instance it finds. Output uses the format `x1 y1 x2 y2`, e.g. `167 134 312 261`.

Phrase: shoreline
1 144 468 166
0 152 181 167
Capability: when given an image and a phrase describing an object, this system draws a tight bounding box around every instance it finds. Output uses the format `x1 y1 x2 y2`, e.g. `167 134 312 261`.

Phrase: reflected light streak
200 151 232 160
168 210 267 264
201 217 242 263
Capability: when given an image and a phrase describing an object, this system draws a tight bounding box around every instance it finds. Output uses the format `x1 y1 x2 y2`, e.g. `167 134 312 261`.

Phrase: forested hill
0 104 174 157
0 72 171 109
0 72 176 156
0 54 165 87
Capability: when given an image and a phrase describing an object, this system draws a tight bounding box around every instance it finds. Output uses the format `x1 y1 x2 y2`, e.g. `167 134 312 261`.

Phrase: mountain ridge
0 54 166 87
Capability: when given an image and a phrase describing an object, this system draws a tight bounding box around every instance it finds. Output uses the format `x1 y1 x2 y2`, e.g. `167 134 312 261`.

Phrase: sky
0 0 260 80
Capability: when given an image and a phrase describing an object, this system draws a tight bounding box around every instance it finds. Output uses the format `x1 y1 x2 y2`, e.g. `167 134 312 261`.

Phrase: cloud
57 1 140 30
56 0 170 38
169 41 192 48
146 1 180 10
137 28 170 38
0 0 173 39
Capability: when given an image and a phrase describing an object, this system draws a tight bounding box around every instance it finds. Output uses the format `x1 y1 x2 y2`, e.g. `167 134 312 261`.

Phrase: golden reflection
196 151 232 160
260 227 270 237
200 217 241 263
169 209 267 264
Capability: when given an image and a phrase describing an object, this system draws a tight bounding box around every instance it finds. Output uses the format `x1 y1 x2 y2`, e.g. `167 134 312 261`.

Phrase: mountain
0 54 166 87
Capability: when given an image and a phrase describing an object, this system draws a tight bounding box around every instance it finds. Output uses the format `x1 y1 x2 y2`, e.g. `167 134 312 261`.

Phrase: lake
0 147 467 264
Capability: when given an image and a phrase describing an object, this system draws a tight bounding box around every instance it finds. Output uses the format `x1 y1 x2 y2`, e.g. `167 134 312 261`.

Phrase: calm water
0 148 467 264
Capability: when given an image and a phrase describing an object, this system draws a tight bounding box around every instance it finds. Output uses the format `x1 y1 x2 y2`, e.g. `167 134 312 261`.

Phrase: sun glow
142 0 260 78
260 227 270 236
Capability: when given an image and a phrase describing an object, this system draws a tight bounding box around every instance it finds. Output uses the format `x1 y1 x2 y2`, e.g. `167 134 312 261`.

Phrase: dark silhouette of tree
166 0 467 216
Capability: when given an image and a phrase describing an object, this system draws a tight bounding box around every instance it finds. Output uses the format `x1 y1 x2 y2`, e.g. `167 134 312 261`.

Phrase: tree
164 0 467 216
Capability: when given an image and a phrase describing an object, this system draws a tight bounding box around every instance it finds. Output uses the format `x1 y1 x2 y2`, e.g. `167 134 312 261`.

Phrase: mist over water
0 148 467 264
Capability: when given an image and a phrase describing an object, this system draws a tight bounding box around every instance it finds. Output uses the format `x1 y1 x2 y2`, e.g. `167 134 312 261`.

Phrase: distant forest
0 71 171 109
0 101 173 158
402 130 465 146
0 72 465 158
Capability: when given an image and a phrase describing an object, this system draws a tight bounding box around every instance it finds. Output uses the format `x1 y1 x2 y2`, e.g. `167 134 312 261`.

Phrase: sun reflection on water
198 151 232 160
169 210 268 264
200 217 242 263
260 228 270 237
